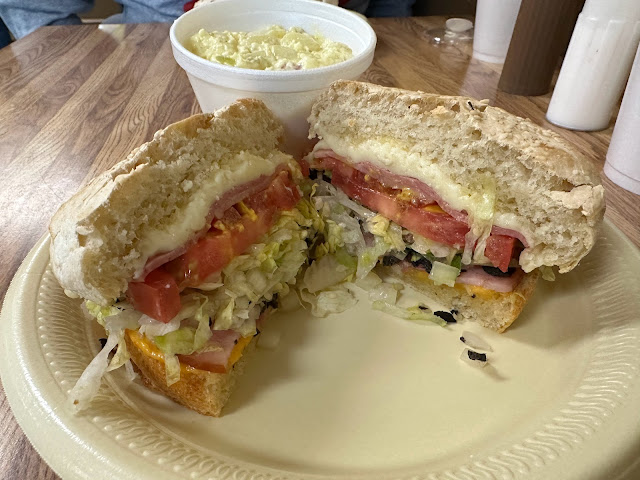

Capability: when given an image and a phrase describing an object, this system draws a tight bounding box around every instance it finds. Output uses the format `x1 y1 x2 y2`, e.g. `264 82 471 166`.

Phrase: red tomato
164 230 236 287
298 158 311 177
331 168 468 247
129 170 301 320
484 235 515 272
166 171 300 287
127 269 181 323
328 162 515 267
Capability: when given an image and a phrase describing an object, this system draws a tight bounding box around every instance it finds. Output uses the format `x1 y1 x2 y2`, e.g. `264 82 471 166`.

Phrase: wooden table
0 18 638 480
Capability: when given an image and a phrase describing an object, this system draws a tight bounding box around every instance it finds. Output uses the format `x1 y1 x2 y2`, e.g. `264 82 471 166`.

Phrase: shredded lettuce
357 236 391 279
365 215 404 251
354 271 383 290
300 285 357 317
153 291 219 356
409 233 456 260
107 335 130 372
164 354 181 386
85 301 124 328
540 266 556 281
429 261 460 287
303 253 355 293
69 303 140 412
368 282 402 304
69 331 122 412
138 314 181 337
372 301 446 326
155 327 204 355
183 202 313 336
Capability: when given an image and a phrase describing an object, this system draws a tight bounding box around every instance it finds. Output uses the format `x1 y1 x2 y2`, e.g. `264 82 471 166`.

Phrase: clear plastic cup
427 18 474 46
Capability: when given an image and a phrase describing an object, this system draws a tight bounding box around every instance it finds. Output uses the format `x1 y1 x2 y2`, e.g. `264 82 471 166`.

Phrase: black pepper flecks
467 350 487 362
434 311 457 323
468 101 475 111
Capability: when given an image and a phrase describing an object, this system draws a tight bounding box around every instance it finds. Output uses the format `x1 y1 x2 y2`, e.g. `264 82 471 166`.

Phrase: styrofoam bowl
170 0 377 156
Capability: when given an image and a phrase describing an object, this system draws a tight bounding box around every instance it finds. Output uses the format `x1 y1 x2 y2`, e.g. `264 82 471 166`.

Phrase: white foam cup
170 0 376 157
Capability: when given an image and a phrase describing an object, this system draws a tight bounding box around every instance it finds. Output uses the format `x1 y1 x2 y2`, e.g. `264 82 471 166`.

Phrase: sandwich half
50 99 318 416
305 80 605 331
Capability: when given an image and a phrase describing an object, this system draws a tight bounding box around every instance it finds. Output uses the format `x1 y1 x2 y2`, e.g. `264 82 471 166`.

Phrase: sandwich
49 99 318 416
303 80 605 331
50 83 604 417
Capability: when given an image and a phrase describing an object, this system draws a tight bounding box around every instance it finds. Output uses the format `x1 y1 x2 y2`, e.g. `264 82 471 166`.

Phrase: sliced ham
312 149 529 248
455 266 523 293
177 329 241 373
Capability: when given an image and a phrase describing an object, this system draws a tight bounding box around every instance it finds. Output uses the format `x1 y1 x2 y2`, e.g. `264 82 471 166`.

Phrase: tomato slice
298 158 311 177
326 160 516 268
127 170 300 322
127 268 181 323
166 170 300 287
484 235 515 272
331 167 469 248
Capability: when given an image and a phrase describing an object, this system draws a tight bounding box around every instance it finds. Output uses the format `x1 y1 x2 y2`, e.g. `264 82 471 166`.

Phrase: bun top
50 99 296 305
308 80 605 273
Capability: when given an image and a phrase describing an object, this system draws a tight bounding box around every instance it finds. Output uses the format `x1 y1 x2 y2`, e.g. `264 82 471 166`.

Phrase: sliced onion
460 331 493 352
460 348 488 368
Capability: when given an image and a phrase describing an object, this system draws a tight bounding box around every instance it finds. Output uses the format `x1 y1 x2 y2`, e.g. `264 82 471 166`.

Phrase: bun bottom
125 330 257 417
378 265 540 332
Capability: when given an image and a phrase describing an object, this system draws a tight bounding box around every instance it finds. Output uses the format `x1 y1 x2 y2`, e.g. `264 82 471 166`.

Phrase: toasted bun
379 265 540 332
308 81 605 274
50 99 296 305
125 330 257 417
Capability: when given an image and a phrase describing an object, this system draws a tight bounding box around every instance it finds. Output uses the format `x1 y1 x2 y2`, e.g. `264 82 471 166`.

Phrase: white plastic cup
472 0 522 64
170 0 376 157
604 43 640 195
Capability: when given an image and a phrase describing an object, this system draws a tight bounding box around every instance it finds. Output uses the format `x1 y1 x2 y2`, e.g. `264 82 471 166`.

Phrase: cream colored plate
2 220 640 480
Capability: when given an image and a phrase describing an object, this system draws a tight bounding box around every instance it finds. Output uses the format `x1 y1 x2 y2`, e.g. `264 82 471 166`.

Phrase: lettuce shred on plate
70 200 317 411
297 179 450 326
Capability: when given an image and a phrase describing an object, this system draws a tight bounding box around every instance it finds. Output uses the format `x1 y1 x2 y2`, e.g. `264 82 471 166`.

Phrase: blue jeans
0 0 184 39
0 0 414 40
0 17 11 48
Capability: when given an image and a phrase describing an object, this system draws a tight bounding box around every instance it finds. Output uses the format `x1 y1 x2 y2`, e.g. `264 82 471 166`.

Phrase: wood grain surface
0 18 638 480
